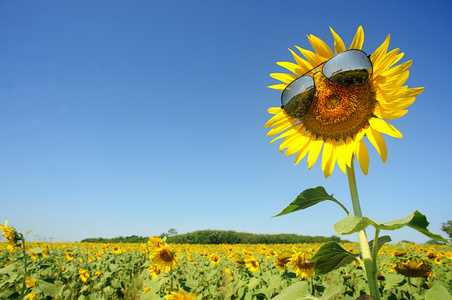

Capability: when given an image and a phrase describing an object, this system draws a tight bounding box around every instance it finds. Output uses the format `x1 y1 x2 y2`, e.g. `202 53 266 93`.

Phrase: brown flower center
300 74 376 141
160 249 174 262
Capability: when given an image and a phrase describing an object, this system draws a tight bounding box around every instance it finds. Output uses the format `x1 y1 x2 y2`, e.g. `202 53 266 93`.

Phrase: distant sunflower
209 253 221 265
150 244 180 272
244 255 260 272
79 268 90 283
165 287 197 300
288 252 315 279
274 251 292 271
266 26 424 177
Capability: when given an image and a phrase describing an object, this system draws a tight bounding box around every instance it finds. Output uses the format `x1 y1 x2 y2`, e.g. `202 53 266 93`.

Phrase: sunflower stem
347 159 380 300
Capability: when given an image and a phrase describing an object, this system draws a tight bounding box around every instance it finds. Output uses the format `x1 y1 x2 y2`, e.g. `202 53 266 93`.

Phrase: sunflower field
0 237 451 300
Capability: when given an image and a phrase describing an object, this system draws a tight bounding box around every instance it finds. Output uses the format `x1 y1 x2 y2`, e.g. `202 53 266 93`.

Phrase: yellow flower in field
143 286 150 293
88 255 95 262
274 251 292 271
225 268 233 281
79 268 90 283
41 246 49 258
266 26 424 177
65 251 74 261
29 252 39 260
112 245 122 254
165 287 196 300
244 255 260 272
0 220 19 253
288 252 315 279
390 249 406 257
149 264 162 278
148 236 165 249
150 244 180 272
95 271 103 277
25 291 37 300
25 277 36 288
389 257 432 278
209 253 221 265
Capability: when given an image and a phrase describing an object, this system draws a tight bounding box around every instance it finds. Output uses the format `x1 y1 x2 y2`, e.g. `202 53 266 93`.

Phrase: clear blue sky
1 1 451 243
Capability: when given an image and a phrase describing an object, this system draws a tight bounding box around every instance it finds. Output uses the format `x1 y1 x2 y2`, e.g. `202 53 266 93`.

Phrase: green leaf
369 235 391 254
319 285 343 300
333 211 449 243
272 186 349 217
310 242 357 275
271 281 315 300
424 282 452 300
38 280 58 297
25 227 38 237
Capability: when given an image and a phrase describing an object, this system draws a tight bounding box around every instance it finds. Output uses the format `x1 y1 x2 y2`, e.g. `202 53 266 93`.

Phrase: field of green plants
0 238 451 299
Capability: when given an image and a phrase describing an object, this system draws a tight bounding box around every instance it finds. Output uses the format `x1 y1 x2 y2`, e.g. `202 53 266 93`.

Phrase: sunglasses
281 49 373 118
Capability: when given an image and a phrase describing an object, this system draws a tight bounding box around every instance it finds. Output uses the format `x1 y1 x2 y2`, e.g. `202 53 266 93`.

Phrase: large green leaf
369 235 392 255
424 282 452 300
310 242 357 275
272 186 349 217
271 281 315 300
333 211 449 243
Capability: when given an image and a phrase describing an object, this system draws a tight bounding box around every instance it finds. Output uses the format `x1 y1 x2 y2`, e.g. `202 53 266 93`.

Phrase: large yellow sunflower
265 26 424 177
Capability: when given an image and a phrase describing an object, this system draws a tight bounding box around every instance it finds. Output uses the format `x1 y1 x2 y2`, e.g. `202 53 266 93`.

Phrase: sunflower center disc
301 75 376 141
161 249 174 262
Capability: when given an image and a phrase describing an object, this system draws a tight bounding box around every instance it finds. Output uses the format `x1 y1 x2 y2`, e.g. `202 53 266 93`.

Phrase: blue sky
0 1 451 243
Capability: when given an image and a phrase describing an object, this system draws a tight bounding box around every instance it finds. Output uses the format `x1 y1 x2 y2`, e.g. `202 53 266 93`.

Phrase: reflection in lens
281 76 315 118
323 50 372 85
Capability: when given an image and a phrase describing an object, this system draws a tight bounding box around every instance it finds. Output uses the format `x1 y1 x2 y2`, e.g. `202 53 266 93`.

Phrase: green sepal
310 242 357 275
333 210 449 243
272 186 349 217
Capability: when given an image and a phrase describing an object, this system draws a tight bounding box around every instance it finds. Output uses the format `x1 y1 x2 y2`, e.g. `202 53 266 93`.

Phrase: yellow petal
270 73 298 84
285 132 311 156
277 61 303 76
369 118 402 138
267 107 282 114
307 136 324 169
308 35 334 60
294 142 311 165
366 127 387 163
265 110 286 128
295 46 324 68
268 84 286 91
329 27 346 54
288 48 313 74
321 138 334 171
335 139 347 174
270 123 304 143
355 140 369 175
267 118 297 136
323 147 336 178
350 26 364 50
370 34 390 65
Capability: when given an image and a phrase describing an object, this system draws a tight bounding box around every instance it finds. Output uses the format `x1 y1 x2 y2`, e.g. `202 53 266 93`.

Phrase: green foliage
81 235 149 243
441 220 452 240
166 230 349 244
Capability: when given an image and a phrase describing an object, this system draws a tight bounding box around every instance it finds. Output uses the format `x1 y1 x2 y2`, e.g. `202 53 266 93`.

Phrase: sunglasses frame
281 49 373 118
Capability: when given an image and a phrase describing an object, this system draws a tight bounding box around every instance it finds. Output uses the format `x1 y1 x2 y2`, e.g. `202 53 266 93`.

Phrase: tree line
80 230 349 244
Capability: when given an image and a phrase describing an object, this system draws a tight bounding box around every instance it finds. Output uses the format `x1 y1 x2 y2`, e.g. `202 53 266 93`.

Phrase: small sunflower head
274 251 292 270
288 252 315 279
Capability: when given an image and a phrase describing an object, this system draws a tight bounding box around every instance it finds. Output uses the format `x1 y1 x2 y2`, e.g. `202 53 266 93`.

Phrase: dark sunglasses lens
323 50 372 85
281 76 315 118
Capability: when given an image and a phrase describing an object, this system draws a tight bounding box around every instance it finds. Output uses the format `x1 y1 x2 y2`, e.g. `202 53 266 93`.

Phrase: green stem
20 234 28 298
346 159 380 300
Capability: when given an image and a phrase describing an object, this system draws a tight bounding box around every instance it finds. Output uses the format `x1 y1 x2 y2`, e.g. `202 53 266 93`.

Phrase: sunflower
209 253 221 265
0 220 19 253
274 251 292 271
389 256 432 278
79 268 90 283
165 287 197 300
288 252 315 279
265 26 424 177
150 244 180 272
244 255 260 272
